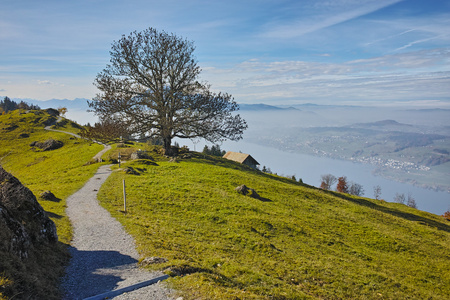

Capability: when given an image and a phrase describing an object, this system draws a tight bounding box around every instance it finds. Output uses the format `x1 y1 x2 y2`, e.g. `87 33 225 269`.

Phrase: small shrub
336 176 348 193
394 193 406 204
406 193 417 209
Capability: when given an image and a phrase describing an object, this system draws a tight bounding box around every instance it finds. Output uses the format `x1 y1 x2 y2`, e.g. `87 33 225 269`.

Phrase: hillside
1 110 449 299
97 149 450 299
0 110 103 299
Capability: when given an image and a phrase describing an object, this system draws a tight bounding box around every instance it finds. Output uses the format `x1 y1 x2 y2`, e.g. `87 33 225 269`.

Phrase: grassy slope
0 110 103 299
97 150 450 299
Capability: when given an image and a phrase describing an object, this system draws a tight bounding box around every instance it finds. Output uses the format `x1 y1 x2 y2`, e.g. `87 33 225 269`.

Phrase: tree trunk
163 136 176 156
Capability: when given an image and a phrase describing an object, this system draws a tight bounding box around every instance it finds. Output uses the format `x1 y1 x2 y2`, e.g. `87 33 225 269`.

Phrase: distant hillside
244 116 450 192
10 98 90 111
6 98 97 125
239 103 299 111
346 119 414 131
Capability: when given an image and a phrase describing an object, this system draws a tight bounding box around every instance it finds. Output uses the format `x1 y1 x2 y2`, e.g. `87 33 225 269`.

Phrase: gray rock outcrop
235 184 261 199
0 165 58 259
30 139 63 151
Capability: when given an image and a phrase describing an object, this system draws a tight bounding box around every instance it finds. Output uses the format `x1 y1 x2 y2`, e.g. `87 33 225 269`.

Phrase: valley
239 105 450 192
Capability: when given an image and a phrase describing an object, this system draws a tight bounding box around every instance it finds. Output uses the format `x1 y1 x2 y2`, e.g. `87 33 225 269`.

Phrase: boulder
40 190 59 202
124 166 140 175
0 165 58 259
130 151 153 160
235 184 250 195
235 184 261 200
44 108 60 116
3 124 18 132
30 139 63 151
169 157 179 163
139 256 168 266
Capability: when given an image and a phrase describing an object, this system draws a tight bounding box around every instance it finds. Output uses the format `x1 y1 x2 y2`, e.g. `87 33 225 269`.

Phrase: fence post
123 179 126 213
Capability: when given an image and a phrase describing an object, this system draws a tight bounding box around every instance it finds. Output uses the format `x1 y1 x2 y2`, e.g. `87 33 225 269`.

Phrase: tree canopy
0 97 40 114
89 28 247 154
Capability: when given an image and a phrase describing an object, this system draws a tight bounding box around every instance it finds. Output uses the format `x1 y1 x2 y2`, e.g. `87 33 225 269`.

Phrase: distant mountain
239 103 299 111
284 103 363 109
405 108 450 112
15 98 90 111
347 119 414 130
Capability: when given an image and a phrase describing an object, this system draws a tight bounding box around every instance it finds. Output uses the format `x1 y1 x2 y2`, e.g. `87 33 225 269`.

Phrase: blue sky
1 0 449 107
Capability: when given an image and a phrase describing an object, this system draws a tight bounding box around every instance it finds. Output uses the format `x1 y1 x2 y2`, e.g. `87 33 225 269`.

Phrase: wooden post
123 179 126 213
118 152 121 168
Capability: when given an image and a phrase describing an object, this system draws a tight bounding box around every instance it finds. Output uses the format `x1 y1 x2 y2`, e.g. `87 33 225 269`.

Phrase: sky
1 0 449 107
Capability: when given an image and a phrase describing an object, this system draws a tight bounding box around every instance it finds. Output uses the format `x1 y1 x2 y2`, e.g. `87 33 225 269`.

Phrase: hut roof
223 151 259 165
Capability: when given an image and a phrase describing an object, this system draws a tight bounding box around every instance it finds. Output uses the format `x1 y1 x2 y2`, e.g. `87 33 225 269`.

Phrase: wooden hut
223 151 259 169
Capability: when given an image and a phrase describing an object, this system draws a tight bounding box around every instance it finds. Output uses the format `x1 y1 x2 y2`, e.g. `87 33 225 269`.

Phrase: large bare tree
89 28 247 155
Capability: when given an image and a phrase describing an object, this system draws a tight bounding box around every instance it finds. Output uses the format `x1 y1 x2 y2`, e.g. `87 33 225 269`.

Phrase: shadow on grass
258 196 272 202
324 190 450 233
165 264 246 291
45 211 63 219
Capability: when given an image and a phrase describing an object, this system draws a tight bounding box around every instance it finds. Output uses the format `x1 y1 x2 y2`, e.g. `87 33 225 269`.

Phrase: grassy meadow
0 110 103 299
97 148 450 299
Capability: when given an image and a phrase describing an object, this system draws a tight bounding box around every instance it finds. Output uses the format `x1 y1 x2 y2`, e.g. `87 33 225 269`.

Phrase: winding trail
45 119 174 299
44 116 110 161
61 165 173 299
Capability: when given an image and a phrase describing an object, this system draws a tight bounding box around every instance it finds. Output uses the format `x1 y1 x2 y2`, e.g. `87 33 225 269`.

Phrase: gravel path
60 164 175 299
45 117 110 159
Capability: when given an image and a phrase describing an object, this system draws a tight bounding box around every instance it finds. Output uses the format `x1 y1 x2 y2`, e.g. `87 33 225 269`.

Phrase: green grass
97 151 450 299
2 110 449 299
0 110 103 299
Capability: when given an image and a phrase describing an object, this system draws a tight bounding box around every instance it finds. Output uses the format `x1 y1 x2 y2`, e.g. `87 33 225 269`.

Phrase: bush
336 176 348 193
443 210 450 221
349 182 364 196
394 193 406 204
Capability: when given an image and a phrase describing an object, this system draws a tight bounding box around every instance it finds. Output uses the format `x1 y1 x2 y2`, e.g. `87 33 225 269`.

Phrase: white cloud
202 48 450 105
394 35 448 52
261 0 403 39
363 14 450 53
37 80 52 85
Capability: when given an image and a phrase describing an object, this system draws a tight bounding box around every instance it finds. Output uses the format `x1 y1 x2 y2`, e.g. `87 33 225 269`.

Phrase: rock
19 133 29 138
124 167 140 175
39 190 59 202
31 139 63 151
3 124 18 132
235 184 250 195
130 151 153 160
139 257 168 266
44 108 60 116
235 184 261 200
0 165 58 260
